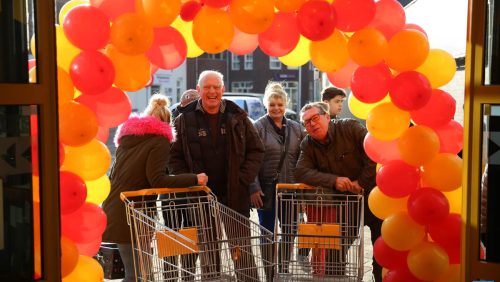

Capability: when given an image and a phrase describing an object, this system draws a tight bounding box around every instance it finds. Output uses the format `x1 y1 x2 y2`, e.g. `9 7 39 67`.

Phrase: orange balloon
398 125 440 167
381 212 426 251
407 241 450 281
29 66 37 83
62 255 104 282
366 102 410 141
386 29 429 72
416 49 457 88
348 27 388 67
105 44 152 92
310 29 349 72
229 0 275 34
422 153 462 192
62 139 111 181
275 0 306 12
192 7 234 54
110 13 154 55
33 201 41 276
61 237 79 278
59 102 98 147
436 264 460 282
58 67 75 105
368 187 408 220
138 0 181 27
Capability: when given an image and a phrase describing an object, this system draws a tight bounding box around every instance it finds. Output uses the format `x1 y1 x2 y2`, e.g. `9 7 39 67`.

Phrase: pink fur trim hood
114 115 174 147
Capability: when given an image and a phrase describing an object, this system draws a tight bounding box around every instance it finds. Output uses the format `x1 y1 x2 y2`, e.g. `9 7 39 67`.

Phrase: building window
176 77 183 100
282 81 299 112
244 54 253 70
270 57 282 70
150 85 161 95
232 54 241 70
231 81 254 93
205 53 225 60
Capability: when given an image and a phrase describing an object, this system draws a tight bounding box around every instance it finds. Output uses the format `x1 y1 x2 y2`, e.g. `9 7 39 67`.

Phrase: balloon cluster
27 0 462 280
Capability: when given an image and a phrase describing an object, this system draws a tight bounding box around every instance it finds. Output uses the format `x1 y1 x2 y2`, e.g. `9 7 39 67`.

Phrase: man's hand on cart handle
350 180 364 195
197 173 208 185
251 190 264 208
335 177 354 192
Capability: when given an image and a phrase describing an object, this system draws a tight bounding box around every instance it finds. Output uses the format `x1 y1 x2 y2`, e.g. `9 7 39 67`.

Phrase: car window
247 99 266 120
230 98 246 111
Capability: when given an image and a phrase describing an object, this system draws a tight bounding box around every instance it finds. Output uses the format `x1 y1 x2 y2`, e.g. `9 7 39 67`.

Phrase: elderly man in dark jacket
168 70 265 280
295 101 382 282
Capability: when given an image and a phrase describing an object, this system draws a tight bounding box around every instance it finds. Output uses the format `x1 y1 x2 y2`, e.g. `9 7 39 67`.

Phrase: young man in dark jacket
295 101 382 282
168 70 265 280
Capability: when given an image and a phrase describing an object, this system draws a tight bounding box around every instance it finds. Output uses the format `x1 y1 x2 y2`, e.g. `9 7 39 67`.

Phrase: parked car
223 92 298 121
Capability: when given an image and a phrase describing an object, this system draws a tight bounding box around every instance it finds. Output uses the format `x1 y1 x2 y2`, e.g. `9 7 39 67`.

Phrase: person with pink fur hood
102 94 207 282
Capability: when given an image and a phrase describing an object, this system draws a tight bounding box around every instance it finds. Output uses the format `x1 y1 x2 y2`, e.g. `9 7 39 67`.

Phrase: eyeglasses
302 113 323 127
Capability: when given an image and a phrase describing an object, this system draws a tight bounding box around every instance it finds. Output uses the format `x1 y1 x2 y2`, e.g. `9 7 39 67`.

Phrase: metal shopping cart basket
120 186 274 281
273 183 364 281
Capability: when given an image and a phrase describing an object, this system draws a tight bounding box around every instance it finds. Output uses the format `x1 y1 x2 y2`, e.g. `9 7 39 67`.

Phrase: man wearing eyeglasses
295 101 381 282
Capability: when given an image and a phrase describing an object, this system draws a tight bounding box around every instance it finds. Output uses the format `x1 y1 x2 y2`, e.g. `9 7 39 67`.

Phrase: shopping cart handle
276 183 316 190
120 186 212 202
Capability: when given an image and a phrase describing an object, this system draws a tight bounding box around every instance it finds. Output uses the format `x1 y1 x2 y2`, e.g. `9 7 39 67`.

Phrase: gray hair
300 102 329 121
263 81 288 106
197 70 224 88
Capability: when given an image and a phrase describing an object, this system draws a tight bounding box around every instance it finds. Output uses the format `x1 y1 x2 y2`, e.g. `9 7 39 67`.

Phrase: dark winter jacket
295 118 377 221
168 99 265 217
102 115 197 244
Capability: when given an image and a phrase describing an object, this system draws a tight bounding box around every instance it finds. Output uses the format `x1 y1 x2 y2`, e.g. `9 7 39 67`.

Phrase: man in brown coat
295 101 381 282
168 70 264 280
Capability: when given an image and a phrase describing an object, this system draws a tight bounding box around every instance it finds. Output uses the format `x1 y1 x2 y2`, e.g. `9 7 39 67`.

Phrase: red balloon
60 171 87 215
428 213 461 250
407 187 449 226
326 59 358 88
96 126 110 143
389 71 432 111
351 63 392 103
297 1 336 41
202 0 230 8
28 59 36 71
410 89 456 128
376 160 420 198
180 1 202 21
332 0 376 32
76 87 132 128
76 237 102 257
373 237 409 269
405 23 428 38
258 12 300 57
434 120 463 155
367 0 405 39
146 26 187 70
61 203 107 244
364 133 401 164
90 0 135 21
63 5 110 50
69 51 115 95
384 268 423 282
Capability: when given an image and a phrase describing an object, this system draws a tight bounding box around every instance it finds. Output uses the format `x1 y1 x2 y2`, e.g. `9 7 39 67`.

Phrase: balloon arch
30 0 463 280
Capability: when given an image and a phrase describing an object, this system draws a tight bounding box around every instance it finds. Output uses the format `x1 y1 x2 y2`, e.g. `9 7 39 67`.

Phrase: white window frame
231 54 241 70
269 57 282 70
231 81 254 93
282 81 299 112
244 54 253 70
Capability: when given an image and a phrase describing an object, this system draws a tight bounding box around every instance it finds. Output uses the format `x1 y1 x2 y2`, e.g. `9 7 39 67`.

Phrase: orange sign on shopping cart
297 223 341 250
156 227 199 257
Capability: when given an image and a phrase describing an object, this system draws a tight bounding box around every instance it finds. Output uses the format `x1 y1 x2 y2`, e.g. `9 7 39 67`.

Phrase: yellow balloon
368 187 408 220
192 7 234 54
62 255 104 282
85 175 111 204
30 35 36 57
444 187 462 214
366 102 410 141
171 17 204 58
416 49 457 88
310 29 349 72
105 44 152 92
348 93 390 120
29 67 37 83
58 0 89 24
62 139 111 181
58 67 75 106
422 153 463 192
279 35 311 67
56 25 81 72
407 241 450 281
436 264 460 282
381 212 426 251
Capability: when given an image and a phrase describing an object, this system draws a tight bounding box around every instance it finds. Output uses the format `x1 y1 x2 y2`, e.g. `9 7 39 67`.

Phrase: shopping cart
274 183 364 281
120 186 274 281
